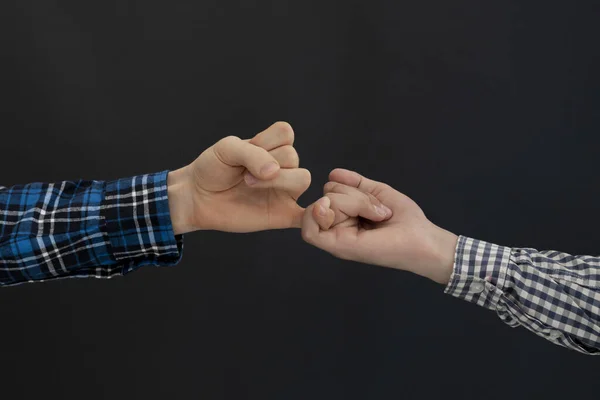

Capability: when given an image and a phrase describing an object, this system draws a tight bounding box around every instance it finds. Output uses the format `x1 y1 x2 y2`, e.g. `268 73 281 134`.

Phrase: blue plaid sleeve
445 236 600 355
0 171 183 286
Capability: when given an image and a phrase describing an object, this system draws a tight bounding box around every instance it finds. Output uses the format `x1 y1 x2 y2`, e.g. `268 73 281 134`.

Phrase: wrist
426 225 459 285
405 223 458 285
167 167 195 235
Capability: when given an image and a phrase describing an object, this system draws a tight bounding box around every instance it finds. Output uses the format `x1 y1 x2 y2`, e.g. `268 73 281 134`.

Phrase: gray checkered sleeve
445 236 600 355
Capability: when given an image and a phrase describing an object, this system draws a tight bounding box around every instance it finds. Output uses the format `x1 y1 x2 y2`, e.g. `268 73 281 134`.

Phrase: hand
168 122 311 234
301 169 458 284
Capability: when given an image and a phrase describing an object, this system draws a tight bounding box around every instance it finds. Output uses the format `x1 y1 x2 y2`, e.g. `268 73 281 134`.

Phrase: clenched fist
168 122 311 234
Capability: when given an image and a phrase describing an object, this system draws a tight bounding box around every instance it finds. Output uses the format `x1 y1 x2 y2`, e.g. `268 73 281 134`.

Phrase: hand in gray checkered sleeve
301 169 459 284
167 122 311 234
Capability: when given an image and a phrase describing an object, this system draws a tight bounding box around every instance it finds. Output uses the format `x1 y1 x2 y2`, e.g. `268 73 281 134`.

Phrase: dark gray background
1 1 599 399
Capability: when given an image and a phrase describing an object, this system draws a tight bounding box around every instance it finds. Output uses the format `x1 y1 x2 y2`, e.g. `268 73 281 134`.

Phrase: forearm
0 171 182 286
403 221 600 354
444 236 600 355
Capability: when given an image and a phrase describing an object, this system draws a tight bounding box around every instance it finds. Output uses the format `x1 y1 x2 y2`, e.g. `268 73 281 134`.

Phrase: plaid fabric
0 171 183 286
445 236 600 355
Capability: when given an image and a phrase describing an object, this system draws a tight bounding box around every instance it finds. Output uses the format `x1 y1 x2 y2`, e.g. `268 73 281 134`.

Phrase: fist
167 122 311 234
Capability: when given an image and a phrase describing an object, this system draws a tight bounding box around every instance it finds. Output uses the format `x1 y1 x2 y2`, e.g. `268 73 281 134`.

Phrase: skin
301 169 459 285
166 121 457 285
167 121 311 235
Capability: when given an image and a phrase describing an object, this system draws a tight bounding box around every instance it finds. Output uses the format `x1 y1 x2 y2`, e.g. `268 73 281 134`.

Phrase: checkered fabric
0 171 183 286
2 173 598 355
445 236 599 355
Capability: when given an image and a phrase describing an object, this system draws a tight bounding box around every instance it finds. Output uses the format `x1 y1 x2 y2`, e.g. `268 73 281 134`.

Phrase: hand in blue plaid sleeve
167 121 311 235
0 121 310 286
301 168 600 355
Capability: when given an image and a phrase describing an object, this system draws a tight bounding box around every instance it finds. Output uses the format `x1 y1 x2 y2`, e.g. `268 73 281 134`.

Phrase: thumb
213 136 280 180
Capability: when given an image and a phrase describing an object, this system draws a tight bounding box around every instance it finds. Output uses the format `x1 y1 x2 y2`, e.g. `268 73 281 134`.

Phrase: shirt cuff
101 171 183 274
444 236 514 319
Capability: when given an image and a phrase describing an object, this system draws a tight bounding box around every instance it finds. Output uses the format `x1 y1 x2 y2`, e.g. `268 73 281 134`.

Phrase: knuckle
214 136 242 162
218 135 241 147
361 193 372 207
301 228 313 242
283 146 299 165
366 193 381 206
323 182 338 193
299 168 311 185
273 121 294 143
273 120 293 132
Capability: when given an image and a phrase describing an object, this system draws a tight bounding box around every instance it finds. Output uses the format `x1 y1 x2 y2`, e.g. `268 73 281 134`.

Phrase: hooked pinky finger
301 198 336 250
312 196 336 231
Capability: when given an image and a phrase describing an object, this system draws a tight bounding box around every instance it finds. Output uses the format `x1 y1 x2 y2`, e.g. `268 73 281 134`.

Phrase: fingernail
375 204 392 216
260 162 279 177
318 204 328 216
244 173 259 185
